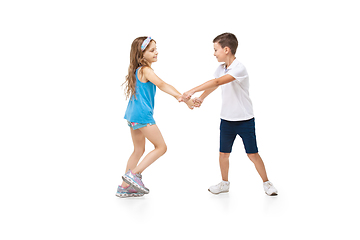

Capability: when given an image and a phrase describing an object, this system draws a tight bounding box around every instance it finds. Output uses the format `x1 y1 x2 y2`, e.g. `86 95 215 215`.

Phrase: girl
116 36 194 198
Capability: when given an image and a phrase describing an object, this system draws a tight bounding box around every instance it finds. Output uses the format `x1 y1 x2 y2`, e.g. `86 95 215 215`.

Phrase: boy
182 33 277 196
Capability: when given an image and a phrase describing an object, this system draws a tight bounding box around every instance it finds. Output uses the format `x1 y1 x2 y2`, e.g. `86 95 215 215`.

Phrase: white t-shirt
214 59 254 121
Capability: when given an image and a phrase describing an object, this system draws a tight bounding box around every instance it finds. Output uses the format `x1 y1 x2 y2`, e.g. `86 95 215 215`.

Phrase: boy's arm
183 74 235 100
199 86 218 101
193 86 218 107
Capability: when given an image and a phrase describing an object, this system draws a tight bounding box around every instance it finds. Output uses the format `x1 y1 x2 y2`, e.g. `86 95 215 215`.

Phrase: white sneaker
208 181 230 194
263 181 278 196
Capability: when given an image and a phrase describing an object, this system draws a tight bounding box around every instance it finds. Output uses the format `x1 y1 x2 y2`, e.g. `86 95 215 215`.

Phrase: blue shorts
220 118 258 154
127 121 156 130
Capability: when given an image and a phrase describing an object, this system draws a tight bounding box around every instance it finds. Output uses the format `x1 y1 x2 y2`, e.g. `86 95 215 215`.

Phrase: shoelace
218 182 226 190
135 173 145 186
265 182 273 189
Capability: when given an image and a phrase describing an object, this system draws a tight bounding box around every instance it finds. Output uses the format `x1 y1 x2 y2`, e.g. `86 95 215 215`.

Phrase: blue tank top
124 68 156 123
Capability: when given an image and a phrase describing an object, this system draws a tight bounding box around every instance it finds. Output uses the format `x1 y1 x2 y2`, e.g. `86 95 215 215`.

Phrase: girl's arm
143 67 194 109
143 67 181 100
183 74 235 100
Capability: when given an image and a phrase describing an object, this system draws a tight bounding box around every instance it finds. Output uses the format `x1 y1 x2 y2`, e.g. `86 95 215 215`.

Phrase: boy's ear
224 46 230 54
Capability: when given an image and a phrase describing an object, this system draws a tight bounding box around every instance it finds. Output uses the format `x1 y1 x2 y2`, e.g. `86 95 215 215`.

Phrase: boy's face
143 41 158 63
213 42 227 62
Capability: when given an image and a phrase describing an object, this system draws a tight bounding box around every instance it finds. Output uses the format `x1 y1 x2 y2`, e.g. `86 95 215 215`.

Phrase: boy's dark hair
213 33 238 55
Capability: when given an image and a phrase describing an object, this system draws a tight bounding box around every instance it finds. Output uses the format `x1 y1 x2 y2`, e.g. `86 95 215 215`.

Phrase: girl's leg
219 152 231 181
247 153 269 182
121 127 146 187
132 124 167 174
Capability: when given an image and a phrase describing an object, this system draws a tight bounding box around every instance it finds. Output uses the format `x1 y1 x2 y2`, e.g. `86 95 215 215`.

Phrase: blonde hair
122 36 156 99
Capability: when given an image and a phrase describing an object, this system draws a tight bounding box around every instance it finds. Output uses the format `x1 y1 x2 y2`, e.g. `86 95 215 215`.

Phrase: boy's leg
208 152 231 194
121 127 146 187
247 153 268 182
219 152 231 181
132 124 167 174
219 119 237 181
237 118 269 182
248 153 278 195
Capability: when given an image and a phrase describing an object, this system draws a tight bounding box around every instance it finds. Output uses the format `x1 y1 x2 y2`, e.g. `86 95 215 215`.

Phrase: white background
1 0 360 239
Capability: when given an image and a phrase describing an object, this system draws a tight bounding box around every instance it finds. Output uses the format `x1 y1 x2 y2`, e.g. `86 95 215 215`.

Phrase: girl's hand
177 95 189 103
193 97 203 108
186 98 195 110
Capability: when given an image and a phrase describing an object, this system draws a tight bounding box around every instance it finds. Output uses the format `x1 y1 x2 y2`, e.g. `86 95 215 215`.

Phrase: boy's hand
193 97 203 108
182 90 195 101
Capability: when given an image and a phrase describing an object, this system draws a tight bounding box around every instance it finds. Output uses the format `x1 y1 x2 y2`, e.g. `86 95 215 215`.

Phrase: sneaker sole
208 189 229 194
266 192 278 196
122 175 149 194
115 193 144 198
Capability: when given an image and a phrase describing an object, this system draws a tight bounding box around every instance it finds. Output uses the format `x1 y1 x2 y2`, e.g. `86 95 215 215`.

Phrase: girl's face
143 41 158 64
213 42 227 62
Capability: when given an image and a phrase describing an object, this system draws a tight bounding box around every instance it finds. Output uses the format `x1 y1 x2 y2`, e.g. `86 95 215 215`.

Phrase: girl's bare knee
160 144 167 155
153 142 167 156
157 143 167 155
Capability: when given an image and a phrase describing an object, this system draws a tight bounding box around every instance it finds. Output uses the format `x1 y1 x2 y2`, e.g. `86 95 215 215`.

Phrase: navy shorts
220 118 258 154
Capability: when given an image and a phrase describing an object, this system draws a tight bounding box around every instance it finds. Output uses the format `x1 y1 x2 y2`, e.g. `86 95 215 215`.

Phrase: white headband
141 36 152 51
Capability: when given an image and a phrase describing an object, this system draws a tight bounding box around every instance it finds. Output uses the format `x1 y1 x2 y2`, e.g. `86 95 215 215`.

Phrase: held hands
177 95 195 110
182 90 195 101
178 93 204 110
